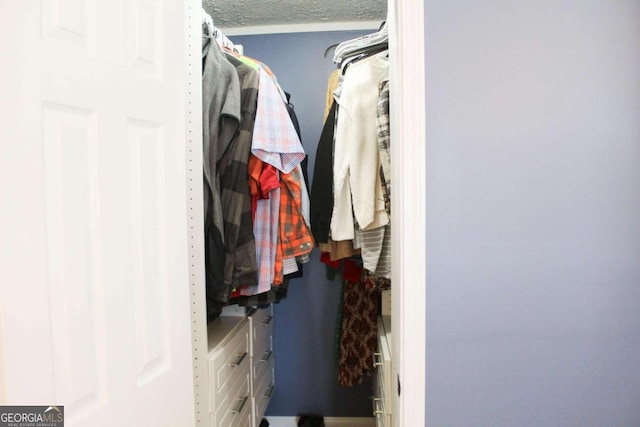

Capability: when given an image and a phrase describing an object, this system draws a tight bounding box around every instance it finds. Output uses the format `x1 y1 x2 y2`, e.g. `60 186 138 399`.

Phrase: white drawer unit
249 306 274 356
249 306 274 390
252 355 275 426
210 368 252 427
374 315 392 427
209 306 275 427
248 305 275 426
208 317 251 413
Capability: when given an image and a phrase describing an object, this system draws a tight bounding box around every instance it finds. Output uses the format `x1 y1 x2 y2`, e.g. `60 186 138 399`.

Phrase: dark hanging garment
219 53 260 296
229 278 290 307
284 93 308 279
205 215 225 321
310 101 337 244
202 34 241 321
338 260 379 387
284 92 309 189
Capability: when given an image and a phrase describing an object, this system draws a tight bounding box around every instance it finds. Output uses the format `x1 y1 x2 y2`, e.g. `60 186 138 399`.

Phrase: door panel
42 103 107 419
0 1 197 426
128 119 171 388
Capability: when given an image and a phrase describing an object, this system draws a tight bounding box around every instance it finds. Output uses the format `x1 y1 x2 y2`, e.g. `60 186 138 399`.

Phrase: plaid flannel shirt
242 154 280 296
280 170 314 259
252 68 305 174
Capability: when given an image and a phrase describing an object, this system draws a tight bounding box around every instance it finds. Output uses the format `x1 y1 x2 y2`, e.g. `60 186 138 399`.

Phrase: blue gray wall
231 30 374 417
425 1 640 426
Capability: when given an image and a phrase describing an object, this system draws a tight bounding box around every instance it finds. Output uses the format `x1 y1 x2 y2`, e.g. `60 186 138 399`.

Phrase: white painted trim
220 21 381 36
266 417 375 427
389 0 426 426
185 1 210 426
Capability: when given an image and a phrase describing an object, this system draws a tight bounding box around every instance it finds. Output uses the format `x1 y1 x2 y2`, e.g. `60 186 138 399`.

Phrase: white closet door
0 1 197 426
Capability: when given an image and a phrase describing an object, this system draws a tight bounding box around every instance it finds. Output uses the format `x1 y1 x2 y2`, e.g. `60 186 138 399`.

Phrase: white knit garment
331 51 390 240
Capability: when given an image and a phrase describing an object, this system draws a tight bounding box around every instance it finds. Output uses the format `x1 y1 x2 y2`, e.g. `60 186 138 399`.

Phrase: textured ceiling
203 0 387 29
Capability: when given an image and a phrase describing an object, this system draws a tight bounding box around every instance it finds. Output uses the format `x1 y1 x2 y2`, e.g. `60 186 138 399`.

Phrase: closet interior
198 6 394 426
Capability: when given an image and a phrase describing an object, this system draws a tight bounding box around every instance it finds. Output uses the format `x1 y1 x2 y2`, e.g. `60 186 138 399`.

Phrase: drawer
252 356 275 426
211 367 251 427
209 320 250 412
373 392 385 424
371 374 385 416
253 322 273 361
375 369 386 412
252 334 273 386
248 306 274 358
254 352 275 397
375 413 392 427
211 396 252 427
376 316 392 415
373 349 388 398
373 372 386 420
373 397 391 427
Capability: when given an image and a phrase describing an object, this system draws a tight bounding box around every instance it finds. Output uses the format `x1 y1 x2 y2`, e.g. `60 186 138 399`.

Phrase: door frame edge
389 0 427 425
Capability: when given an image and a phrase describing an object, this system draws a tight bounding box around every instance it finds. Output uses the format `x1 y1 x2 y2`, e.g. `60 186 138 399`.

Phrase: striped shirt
219 54 260 292
377 80 391 217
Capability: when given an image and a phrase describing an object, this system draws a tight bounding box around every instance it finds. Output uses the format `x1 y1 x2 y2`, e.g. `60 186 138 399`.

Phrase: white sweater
331 52 390 241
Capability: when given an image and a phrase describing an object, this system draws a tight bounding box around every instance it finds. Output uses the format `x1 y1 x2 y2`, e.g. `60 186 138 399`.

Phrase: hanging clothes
377 80 391 217
245 154 280 296
331 51 390 241
202 32 241 320
283 93 311 278
311 30 393 386
311 101 337 245
278 172 314 268
312 77 359 262
324 69 341 122
252 68 306 174
338 261 379 387
202 21 313 316
239 66 312 298
219 53 260 292
358 224 391 279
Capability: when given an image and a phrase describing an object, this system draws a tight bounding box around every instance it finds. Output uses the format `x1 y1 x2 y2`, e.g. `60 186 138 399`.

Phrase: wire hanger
324 43 339 58
201 8 214 37
201 9 240 54
333 21 388 65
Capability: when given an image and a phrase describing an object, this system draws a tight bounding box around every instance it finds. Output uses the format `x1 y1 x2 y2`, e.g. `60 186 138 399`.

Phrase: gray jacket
202 34 241 311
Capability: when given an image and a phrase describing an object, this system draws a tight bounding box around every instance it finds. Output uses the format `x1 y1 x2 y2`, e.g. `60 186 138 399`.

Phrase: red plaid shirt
272 169 313 286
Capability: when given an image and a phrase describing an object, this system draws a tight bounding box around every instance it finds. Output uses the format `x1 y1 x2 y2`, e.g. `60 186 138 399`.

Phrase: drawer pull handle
231 396 249 414
264 384 275 399
373 352 383 368
261 316 273 326
260 350 273 363
230 351 248 367
373 396 384 416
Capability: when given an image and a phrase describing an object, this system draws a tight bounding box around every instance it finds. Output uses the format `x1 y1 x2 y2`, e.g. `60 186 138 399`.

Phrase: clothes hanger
324 21 385 62
333 21 388 65
324 43 339 58
340 44 388 75
201 8 214 37
201 8 240 54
